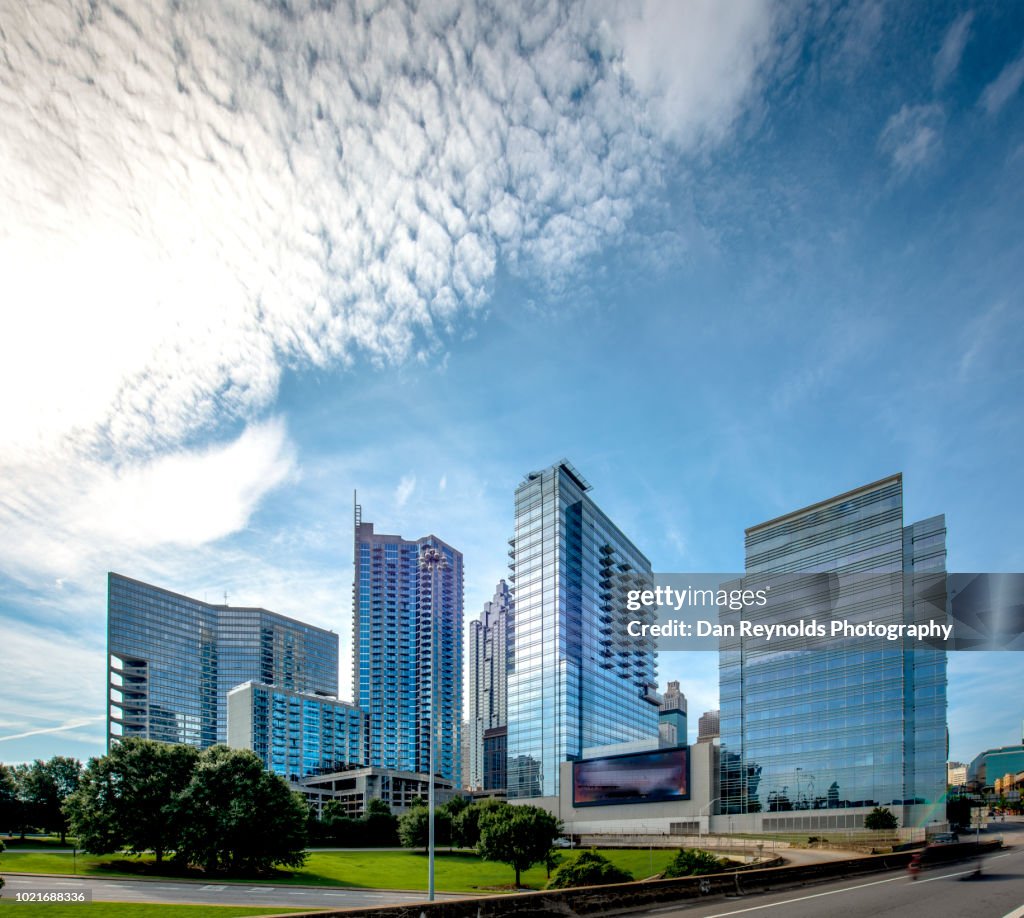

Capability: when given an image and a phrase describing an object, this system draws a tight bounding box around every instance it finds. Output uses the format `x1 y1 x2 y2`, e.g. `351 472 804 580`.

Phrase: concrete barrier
258 840 1003 918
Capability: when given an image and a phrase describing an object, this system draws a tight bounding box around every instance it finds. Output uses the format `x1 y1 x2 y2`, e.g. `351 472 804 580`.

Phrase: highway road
0 873 468 910
638 824 1024 918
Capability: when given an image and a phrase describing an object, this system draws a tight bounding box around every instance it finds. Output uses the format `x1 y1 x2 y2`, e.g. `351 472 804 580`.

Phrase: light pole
698 797 721 845
419 545 446 902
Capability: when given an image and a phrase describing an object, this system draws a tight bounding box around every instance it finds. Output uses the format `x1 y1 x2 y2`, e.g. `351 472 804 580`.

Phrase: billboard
572 747 689 807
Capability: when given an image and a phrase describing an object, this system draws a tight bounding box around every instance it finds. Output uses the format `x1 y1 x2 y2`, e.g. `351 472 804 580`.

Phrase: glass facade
353 510 463 782
719 475 948 823
227 682 364 781
467 579 513 789
107 573 338 749
507 461 659 799
483 725 508 790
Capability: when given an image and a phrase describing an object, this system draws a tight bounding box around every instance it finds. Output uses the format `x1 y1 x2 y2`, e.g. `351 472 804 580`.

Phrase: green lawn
0 836 76 849
0 905 310 917
0 847 679 893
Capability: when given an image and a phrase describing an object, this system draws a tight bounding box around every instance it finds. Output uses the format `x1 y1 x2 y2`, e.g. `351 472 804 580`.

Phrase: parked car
930 832 959 845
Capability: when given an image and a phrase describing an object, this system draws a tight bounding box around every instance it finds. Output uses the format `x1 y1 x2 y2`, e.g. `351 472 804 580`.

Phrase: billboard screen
572 747 689 806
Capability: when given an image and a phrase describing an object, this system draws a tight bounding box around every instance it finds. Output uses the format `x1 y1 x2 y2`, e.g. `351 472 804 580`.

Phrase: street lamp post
698 797 721 845
419 545 446 903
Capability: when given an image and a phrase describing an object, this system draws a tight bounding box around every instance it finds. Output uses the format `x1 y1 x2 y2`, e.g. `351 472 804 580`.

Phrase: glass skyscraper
719 474 948 828
107 573 338 749
227 681 364 781
467 579 512 790
353 503 463 783
506 460 659 799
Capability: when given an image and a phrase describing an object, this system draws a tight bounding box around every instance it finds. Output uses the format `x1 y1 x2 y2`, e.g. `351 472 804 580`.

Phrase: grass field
0 903 310 916
0 847 678 892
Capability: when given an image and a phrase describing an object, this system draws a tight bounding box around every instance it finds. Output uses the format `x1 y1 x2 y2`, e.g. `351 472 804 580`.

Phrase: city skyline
2 1 1024 770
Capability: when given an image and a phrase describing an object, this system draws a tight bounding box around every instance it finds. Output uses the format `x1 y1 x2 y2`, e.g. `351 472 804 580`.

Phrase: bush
662 847 731 878
545 849 633 889
864 806 898 831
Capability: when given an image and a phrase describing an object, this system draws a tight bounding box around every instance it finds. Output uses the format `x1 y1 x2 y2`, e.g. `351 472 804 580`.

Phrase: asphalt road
0 873 468 910
637 829 1024 918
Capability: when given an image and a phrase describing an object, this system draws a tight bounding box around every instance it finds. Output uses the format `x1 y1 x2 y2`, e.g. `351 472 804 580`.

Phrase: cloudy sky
1 0 1022 767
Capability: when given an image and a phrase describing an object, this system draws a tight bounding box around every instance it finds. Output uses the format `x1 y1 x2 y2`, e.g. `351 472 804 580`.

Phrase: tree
864 806 898 831
477 803 561 887
947 795 971 831
173 746 308 875
0 764 20 835
398 801 451 849
662 848 731 878
452 797 505 848
362 798 399 847
546 850 632 889
65 738 198 864
21 757 81 843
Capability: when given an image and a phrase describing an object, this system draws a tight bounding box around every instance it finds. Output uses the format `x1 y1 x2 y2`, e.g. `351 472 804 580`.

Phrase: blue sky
1 0 1022 769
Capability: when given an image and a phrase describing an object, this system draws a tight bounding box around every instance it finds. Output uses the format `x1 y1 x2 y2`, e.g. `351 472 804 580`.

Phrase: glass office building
719 475 948 827
507 460 659 799
227 682 364 781
467 579 513 789
353 504 463 783
107 573 338 749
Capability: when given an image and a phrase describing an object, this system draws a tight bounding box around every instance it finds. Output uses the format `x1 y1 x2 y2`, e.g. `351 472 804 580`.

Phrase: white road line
1000 906 1024 918
697 874 907 918
694 859 1005 918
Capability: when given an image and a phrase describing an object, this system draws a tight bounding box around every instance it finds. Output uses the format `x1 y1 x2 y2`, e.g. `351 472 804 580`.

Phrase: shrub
545 849 633 889
864 807 898 831
662 847 730 878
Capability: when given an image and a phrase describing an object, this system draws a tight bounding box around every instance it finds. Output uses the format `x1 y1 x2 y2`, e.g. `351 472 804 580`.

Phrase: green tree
864 806 898 831
662 848 731 878
21 757 81 843
173 746 308 875
947 795 971 831
398 801 452 849
453 797 505 848
320 800 361 847
477 803 561 887
0 764 20 836
546 849 632 889
362 798 399 846
65 738 198 864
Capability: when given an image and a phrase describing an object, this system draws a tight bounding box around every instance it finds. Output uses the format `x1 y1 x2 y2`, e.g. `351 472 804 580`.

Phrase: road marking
200 885 227 891
1000 906 1024 918
693 860 1007 918
696 875 907 917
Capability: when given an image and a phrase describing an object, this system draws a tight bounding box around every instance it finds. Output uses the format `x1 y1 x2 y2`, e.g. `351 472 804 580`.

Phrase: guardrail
258 839 1003 918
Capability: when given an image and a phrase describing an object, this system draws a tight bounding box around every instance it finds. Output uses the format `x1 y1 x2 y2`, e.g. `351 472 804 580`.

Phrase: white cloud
979 48 1024 116
0 624 106 744
394 474 417 509
878 103 945 175
0 0 785 583
619 0 782 151
0 418 294 581
934 11 974 91
0 716 106 745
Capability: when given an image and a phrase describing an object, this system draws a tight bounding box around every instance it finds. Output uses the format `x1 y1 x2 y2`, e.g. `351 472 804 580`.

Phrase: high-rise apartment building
467 579 513 790
227 682 364 780
107 573 338 750
659 681 688 747
719 474 948 828
506 460 659 800
697 710 720 744
353 503 463 783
